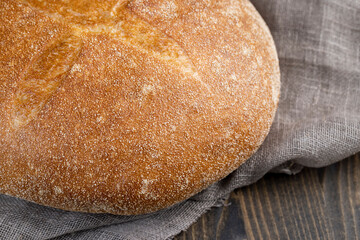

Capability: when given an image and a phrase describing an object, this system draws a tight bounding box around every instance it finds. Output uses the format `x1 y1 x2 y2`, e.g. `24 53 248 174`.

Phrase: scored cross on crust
13 0 201 129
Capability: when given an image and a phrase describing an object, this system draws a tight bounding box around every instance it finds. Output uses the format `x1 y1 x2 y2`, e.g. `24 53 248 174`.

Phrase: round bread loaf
0 0 280 215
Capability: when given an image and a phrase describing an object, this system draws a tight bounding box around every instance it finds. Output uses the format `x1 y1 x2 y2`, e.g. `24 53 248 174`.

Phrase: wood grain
175 153 360 240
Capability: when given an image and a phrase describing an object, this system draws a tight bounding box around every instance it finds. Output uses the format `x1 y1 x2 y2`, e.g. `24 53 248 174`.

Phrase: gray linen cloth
1 0 359 239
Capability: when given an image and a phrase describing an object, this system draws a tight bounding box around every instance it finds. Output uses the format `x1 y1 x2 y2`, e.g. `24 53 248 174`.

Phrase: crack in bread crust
13 0 204 128
12 35 82 129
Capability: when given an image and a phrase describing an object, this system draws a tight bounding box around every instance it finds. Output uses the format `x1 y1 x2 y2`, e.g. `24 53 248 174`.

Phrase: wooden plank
322 154 360 240
175 154 359 240
175 197 247 240
236 167 334 239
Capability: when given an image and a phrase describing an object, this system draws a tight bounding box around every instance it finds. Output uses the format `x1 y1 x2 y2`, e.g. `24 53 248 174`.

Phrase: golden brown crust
0 0 280 215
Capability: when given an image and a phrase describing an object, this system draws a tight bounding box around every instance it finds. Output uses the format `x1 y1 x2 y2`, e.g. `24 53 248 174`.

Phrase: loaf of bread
0 0 280 215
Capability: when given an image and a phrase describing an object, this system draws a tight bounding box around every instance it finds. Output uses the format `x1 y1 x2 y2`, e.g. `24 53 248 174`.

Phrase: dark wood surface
175 153 360 240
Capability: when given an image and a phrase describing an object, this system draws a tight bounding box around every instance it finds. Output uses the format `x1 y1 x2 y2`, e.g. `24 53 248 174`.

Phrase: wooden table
175 153 360 239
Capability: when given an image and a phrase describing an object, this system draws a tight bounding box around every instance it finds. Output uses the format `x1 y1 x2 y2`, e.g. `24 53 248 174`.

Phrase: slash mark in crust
12 0 207 129
12 35 82 129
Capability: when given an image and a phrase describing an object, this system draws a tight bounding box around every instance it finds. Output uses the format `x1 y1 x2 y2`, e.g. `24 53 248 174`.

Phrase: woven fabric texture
0 0 359 239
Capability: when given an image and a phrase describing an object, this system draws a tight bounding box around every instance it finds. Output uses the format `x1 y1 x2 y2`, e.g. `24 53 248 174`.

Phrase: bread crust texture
0 0 280 215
